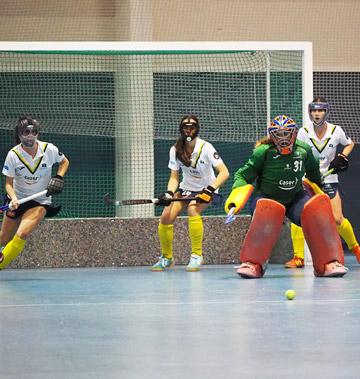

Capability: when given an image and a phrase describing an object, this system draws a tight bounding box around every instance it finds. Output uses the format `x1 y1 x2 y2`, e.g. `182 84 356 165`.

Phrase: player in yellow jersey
151 115 229 272
285 97 359 268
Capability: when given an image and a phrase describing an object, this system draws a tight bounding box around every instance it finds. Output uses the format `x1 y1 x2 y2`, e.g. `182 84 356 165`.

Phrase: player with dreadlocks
225 114 348 278
286 97 359 268
0 114 69 269
151 114 229 272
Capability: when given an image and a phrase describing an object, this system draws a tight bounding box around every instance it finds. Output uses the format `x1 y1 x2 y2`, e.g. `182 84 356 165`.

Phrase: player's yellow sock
337 218 358 250
158 223 174 259
0 235 26 270
291 223 305 259
188 215 203 256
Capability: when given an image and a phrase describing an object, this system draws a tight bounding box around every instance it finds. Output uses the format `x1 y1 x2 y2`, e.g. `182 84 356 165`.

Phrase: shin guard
301 194 344 276
0 235 26 270
240 199 286 270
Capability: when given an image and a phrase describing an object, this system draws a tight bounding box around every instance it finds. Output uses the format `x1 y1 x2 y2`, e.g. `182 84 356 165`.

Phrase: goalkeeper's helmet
268 115 299 155
16 115 40 148
308 99 329 128
179 115 200 142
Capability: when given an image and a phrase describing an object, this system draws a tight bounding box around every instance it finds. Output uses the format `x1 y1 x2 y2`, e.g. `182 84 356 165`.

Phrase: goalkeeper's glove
156 190 174 207
329 153 349 174
196 186 215 204
46 175 64 196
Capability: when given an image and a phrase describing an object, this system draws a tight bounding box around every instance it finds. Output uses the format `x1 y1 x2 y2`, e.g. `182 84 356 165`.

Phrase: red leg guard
240 199 286 270
301 194 344 276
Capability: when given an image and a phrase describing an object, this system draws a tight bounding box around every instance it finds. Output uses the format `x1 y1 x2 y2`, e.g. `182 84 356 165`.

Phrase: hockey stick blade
225 207 236 225
103 193 121 206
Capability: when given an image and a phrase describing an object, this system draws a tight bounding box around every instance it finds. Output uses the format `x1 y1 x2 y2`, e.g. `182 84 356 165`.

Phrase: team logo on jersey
213 152 220 159
279 177 298 190
3 165 9 171
273 154 281 159
189 168 201 178
24 175 39 185
41 163 47 167
15 166 25 176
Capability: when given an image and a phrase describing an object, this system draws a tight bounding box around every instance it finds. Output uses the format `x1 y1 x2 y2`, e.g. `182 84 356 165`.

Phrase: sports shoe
150 256 175 271
236 262 263 279
186 254 203 272
352 245 360 263
284 256 304 269
315 260 348 277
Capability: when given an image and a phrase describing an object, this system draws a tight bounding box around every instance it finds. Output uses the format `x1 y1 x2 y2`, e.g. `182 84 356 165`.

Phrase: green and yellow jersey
232 141 322 205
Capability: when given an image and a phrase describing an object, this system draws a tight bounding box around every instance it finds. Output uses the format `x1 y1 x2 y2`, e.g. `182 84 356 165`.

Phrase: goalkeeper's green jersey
232 141 322 205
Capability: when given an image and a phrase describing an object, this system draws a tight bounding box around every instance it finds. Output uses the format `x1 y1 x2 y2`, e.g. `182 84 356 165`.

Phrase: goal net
0 42 312 218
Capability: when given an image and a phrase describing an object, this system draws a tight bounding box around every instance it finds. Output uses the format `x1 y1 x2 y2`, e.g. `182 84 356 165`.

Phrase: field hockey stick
225 207 237 225
321 168 335 180
0 189 48 212
103 193 198 206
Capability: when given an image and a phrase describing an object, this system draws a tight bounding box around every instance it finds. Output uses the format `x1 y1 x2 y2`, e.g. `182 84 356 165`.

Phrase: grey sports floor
1 256 360 379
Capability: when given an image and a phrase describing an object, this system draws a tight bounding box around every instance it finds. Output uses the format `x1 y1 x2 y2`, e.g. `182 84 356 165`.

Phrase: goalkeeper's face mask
268 115 299 155
309 102 329 128
179 117 199 142
19 125 39 148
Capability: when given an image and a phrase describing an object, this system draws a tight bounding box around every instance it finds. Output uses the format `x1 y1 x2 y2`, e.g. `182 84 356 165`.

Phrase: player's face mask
269 127 298 155
179 118 199 142
308 102 329 128
19 125 39 148
268 115 298 155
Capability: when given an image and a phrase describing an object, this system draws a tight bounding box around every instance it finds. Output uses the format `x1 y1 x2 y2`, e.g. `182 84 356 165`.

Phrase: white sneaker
186 254 203 272
316 260 348 277
150 256 174 271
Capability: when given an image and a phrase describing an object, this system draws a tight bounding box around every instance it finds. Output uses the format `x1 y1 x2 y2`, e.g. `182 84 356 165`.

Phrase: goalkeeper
286 97 359 269
225 115 348 278
151 114 229 272
0 115 69 269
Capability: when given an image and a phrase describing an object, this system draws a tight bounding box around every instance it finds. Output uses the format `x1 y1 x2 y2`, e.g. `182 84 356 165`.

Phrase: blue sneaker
186 254 203 272
151 256 175 271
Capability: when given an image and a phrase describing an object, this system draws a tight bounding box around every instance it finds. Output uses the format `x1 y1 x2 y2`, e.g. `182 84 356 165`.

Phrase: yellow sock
0 235 26 270
158 223 174 259
291 223 305 259
188 215 203 256
337 218 358 250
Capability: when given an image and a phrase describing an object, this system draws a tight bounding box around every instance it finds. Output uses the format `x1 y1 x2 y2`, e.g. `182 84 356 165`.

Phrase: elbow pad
224 184 254 214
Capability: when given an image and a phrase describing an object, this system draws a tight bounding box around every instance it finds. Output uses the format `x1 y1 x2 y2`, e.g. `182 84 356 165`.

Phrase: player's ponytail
254 136 273 148
174 138 192 167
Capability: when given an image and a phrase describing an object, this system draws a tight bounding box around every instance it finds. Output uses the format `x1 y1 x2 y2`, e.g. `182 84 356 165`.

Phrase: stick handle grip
321 168 334 179
0 190 48 211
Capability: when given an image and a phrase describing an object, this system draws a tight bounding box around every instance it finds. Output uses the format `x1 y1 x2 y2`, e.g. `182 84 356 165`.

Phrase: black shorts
5 200 61 219
323 183 341 199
